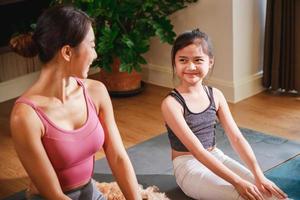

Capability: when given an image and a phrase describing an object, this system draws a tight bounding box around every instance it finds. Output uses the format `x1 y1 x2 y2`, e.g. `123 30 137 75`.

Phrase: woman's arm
161 96 266 200
214 88 287 199
91 81 140 200
10 104 71 200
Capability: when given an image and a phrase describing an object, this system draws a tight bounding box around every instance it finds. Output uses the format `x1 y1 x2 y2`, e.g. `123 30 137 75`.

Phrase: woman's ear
61 45 72 61
209 57 214 69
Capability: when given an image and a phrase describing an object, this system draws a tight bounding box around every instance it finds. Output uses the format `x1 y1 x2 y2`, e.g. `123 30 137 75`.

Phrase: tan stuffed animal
96 181 170 200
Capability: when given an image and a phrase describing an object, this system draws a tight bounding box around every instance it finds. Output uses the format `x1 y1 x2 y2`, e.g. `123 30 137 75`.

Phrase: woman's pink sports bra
15 78 105 190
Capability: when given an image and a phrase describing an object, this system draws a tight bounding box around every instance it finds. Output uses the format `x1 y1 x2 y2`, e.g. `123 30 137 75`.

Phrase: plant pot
99 58 143 96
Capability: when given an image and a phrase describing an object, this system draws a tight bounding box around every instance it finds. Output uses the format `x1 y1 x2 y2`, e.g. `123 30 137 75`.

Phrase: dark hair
171 28 214 71
10 5 93 63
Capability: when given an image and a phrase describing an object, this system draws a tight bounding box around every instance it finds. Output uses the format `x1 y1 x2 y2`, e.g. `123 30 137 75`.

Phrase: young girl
161 29 288 200
10 5 141 200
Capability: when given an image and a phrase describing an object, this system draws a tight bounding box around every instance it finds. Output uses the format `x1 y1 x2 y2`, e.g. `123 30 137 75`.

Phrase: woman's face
174 43 213 85
70 25 97 79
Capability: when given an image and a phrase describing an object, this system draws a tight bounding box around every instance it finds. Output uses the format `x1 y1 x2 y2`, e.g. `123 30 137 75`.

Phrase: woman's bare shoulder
84 79 107 93
10 101 43 139
83 79 110 111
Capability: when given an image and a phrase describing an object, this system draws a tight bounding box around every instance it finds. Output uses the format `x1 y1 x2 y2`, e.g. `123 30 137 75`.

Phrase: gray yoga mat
93 124 300 199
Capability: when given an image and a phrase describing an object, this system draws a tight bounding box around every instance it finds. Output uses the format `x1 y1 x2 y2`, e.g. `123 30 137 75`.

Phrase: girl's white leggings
173 148 278 200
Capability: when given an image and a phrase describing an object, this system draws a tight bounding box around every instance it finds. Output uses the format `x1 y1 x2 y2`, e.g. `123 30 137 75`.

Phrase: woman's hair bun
9 32 38 57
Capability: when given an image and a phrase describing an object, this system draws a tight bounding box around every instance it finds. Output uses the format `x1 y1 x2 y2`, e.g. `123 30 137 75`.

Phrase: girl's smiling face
175 43 214 85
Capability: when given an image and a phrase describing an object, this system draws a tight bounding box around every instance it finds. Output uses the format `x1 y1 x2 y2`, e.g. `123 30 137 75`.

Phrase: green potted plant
53 0 198 93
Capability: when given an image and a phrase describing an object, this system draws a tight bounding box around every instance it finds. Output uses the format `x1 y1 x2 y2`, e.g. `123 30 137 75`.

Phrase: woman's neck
37 61 77 103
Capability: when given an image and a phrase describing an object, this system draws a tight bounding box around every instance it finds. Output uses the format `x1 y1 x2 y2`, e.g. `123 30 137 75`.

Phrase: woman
10 5 141 200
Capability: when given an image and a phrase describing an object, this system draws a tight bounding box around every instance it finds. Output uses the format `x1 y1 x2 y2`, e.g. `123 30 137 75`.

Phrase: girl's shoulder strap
203 85 216 108
168 88 186 107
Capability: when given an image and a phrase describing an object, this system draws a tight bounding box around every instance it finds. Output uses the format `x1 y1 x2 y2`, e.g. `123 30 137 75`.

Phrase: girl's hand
234 179 264 200
255 176 288 199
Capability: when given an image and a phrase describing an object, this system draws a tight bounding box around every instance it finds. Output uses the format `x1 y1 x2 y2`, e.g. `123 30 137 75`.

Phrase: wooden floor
0 82 299 199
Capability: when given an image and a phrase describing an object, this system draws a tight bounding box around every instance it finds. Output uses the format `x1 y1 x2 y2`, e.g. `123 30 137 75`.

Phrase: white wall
142 0 267 103
232 0 266 102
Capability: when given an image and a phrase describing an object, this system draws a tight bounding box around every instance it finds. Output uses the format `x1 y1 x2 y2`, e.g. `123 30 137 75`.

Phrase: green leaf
119 63 130 73
121 35 134 49
134 39 150 54
127 65 133 73
137 55 147 65
133 64 142 72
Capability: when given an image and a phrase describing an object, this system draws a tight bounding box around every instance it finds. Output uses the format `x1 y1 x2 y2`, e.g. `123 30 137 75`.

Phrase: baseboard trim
233 71 265 103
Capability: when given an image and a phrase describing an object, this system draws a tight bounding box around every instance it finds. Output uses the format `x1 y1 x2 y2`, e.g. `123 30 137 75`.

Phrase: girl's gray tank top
166 86 217 152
